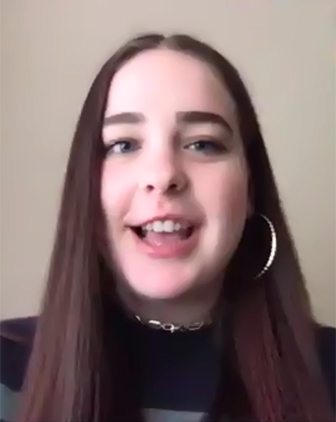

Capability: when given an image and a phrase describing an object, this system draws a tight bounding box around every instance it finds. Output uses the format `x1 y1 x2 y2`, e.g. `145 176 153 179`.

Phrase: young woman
0 33 335 422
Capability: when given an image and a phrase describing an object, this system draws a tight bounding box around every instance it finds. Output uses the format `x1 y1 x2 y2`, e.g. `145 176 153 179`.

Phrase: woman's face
101 49 251 299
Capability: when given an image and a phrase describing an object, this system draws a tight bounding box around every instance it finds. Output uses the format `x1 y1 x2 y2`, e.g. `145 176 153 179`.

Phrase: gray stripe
144 408 205 422
0 384 20 421
0 387 205 422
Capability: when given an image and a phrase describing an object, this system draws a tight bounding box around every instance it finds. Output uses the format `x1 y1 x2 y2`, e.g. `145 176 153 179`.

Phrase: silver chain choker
134 315 212 333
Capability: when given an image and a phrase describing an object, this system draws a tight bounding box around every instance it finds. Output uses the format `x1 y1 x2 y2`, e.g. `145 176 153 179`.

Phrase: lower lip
130 229 200 259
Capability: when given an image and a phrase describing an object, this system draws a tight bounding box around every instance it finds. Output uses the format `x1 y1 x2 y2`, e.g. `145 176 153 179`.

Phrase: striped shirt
0 316 335 421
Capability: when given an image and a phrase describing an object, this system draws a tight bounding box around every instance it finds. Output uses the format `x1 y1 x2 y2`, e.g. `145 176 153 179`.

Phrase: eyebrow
176 111 232 134
103 110 232 134
104 112 145 125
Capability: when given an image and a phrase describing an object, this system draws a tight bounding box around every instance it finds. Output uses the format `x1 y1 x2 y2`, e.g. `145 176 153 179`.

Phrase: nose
140 155 188 195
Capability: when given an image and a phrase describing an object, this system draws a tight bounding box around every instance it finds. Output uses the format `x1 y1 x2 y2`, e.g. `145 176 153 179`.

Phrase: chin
126 272 196 300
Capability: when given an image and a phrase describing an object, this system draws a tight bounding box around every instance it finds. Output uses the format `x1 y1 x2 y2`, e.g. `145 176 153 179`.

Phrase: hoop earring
254 214 277 279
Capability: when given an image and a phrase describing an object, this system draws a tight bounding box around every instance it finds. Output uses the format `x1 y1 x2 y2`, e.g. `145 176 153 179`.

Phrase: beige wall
1 0 335 325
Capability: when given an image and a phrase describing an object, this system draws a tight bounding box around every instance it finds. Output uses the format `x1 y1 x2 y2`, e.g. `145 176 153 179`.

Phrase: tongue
144 231 185 246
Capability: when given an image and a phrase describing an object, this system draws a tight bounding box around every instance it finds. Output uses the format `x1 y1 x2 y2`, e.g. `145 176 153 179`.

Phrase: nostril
168 182 178 191
144 184 155 192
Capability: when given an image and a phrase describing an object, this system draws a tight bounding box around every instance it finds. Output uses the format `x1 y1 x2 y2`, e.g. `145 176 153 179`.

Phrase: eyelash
186 139 228 154
104 138 228 156
104 139 139 155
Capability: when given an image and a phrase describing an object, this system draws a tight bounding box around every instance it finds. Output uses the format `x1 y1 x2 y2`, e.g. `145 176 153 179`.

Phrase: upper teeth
143 220 185 233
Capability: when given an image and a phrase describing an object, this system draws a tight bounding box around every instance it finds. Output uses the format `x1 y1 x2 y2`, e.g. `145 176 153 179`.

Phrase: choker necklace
134 315 212 333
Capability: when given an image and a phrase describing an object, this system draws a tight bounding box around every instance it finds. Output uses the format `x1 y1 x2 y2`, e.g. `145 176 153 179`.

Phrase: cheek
195 158 249 222
194 158 249 265
100 161 132 225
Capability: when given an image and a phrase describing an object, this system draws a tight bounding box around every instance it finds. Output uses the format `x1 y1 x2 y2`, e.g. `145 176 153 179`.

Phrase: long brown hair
17 33 334 421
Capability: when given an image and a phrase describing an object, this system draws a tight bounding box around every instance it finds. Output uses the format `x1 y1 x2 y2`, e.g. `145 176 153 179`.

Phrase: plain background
0 0 335 325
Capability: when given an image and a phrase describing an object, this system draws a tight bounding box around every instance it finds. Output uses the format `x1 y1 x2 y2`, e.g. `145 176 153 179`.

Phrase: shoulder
316 325 335 407
0 317 37 421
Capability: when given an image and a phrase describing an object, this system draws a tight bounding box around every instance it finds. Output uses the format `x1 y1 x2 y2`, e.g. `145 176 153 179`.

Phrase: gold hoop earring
254 214 277 279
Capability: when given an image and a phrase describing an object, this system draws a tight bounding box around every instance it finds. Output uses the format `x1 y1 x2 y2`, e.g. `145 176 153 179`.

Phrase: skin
101 49 251 324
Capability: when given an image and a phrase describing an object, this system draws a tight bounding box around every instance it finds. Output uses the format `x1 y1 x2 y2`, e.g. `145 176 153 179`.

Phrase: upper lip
127 213 201 228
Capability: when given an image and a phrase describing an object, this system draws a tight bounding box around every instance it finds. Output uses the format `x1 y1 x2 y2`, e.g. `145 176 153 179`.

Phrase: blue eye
105 139 139 155
186 140 227 154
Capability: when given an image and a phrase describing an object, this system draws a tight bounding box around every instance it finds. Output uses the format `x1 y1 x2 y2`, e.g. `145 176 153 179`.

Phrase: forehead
104 49 236 119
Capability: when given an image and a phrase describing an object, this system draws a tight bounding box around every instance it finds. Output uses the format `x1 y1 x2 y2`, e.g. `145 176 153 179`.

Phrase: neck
118 282 221 326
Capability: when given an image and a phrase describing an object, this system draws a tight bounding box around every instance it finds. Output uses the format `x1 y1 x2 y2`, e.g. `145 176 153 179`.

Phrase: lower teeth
135 227 193 239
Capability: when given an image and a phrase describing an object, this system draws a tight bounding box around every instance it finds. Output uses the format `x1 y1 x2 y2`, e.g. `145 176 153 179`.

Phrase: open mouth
130 222 195 240
127 219 199 259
